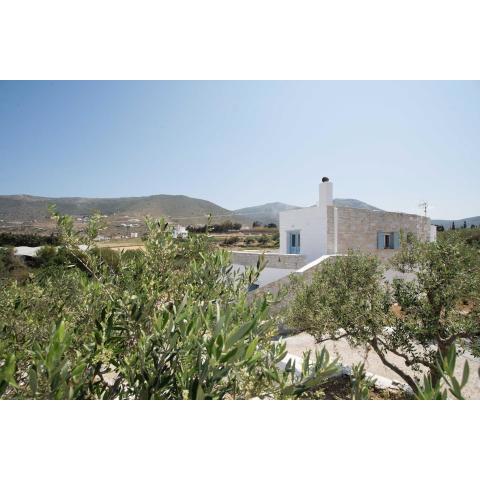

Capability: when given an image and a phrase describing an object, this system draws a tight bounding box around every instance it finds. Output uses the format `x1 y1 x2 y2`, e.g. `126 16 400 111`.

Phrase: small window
384 233 391 249
377 231 399 249
287 231 300 254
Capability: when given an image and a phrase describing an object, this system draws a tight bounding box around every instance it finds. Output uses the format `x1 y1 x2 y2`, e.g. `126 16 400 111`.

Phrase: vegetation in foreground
0 232 60 247
1 214 477 399
0 211 340 399
287 230 480 396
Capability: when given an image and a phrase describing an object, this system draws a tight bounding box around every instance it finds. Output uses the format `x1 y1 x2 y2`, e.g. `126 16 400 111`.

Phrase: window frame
287 230 301 254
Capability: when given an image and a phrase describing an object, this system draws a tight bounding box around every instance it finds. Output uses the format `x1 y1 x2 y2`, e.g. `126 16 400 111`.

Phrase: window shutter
377 231 384 249
393 232 400 249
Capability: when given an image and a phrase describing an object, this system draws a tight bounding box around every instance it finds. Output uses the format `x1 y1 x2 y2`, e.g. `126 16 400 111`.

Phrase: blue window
287 231 300 254
377 231 400 249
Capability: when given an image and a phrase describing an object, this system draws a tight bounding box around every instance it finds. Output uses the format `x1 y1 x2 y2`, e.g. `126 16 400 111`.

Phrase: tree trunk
430 337 451 388
370 338 419 394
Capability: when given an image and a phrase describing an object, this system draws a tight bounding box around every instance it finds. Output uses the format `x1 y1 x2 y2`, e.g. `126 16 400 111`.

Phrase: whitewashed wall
279 181 333 262
279 206 327 262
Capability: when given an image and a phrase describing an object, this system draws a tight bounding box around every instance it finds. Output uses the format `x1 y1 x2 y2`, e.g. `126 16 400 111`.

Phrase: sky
0 81 479 219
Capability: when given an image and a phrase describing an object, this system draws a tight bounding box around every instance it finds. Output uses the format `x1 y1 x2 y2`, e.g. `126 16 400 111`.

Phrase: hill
233 202 300 225
432 216 480 229
235 198 382 225
333 198 382 211
0 194 252 226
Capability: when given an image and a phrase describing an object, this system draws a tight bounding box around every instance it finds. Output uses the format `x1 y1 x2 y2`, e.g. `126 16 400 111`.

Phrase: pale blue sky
0 81 478 219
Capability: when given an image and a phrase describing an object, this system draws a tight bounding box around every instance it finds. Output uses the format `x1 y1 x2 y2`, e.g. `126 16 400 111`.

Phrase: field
96 237 145 251
96 228 280 252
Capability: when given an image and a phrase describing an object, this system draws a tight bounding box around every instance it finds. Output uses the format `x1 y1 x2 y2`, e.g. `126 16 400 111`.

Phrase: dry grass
96 238 145 251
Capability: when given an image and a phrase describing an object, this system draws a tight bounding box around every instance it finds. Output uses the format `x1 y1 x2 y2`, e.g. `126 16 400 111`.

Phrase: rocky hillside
0 194 251 225
333 198 382 211
233 202 300 225
234 198 382 225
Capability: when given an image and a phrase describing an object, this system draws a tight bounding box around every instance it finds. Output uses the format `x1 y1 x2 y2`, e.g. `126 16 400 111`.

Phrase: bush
0 232 59 247
0 247 30 283
222 236 238 246
287 233 480 394
187 222 242 234
258 235 269 245
0 213 339 399
438 228 480 248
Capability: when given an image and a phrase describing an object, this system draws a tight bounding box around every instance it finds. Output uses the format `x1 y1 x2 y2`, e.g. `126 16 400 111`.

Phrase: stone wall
334 206 431 260
326 206 335 254
230 250 307 269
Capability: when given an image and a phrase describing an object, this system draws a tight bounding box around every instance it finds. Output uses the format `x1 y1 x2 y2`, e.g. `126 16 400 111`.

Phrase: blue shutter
393 232 400 249
377 231 385 249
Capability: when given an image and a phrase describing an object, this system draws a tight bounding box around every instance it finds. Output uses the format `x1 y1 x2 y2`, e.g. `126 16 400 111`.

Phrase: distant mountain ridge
0 194 251 225
0 194 385 228
333 198 382 211
233 202 300 225
4 193 473 230
234 198 382 225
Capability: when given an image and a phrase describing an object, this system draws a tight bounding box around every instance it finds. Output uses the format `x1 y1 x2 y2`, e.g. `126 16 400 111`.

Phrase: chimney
319 177 333 207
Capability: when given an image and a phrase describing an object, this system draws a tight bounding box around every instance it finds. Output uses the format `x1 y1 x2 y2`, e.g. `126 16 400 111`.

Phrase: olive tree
0 210 340 399
287 233 480 393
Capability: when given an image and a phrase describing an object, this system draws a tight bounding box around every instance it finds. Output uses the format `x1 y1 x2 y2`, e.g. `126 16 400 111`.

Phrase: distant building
173 225 188 239
130 232 138 238
279 178 436 262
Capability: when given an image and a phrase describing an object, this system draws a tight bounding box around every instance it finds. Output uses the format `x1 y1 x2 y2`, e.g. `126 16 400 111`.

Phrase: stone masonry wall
326 206 335 254
230 251 307 269
335 206 431 260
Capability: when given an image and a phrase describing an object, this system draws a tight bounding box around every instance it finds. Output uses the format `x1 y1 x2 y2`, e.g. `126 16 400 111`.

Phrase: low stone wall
230 250 306 270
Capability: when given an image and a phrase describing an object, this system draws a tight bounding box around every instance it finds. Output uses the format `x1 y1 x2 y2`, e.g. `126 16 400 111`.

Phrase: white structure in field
173 224 188 239
279 178 436 263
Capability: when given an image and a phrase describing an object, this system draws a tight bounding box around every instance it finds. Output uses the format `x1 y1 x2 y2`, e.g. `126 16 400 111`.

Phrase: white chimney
319 177 333 207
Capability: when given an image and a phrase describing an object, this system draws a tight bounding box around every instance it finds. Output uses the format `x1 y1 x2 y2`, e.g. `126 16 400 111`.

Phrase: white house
173 224 188 239
279 178 436 263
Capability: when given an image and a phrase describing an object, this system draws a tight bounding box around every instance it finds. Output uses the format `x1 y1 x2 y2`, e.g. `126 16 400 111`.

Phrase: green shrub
222 236 238 246
0 247 30 283
258 235 269 245
0 232 59 247
287 233 480 394
0 213 339 399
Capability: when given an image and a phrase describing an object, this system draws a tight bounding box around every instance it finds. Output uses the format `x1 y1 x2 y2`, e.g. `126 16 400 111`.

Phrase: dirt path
284 332 480 399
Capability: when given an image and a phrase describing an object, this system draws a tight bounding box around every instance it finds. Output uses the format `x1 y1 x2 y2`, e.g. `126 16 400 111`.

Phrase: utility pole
418 201 428 217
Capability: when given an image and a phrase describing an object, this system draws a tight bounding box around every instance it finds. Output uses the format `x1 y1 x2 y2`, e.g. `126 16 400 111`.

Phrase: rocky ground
283 332 480 399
